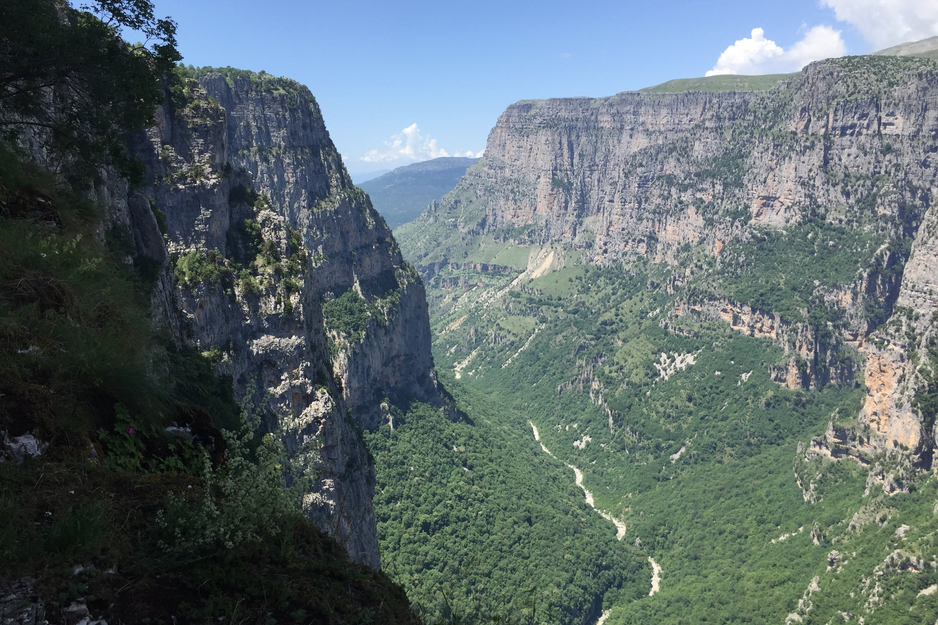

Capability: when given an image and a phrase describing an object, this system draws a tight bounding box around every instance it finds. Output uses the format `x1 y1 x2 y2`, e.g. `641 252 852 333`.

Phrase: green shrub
174 248 228 286
156 430 292 556
322 288 371 343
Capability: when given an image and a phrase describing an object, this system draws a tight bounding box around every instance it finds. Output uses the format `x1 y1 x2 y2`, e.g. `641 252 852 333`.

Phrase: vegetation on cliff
0 2 419 622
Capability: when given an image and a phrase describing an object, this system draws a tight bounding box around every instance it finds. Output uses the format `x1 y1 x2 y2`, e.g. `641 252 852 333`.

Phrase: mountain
1 2 437 620
358 157 479 228
874 35 938 61
133 66 451 567
392 54 938 623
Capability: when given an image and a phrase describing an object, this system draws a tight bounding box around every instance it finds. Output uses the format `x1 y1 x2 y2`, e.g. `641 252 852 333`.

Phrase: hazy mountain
874 35 938 60
359 157 479 228
350 168 391 184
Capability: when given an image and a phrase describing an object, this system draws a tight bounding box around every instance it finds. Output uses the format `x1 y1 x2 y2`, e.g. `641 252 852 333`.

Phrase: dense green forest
366 393 648 625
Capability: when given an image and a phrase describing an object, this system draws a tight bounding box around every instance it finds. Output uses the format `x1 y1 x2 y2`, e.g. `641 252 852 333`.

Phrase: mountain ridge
359 156 479 228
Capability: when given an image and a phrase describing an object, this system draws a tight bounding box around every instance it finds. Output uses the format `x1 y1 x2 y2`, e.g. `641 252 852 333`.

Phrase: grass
0 456 418 624
639 73 796 94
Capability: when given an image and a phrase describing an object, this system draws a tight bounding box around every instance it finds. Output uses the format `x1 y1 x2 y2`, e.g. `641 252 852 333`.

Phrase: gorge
4 1 938 623
390 51 938 624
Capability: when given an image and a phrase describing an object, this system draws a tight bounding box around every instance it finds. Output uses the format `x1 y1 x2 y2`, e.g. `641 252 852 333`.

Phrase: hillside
393 54 938 623
358 157 479 228
639 72 795 93
874 35 938 61
0 1 429 621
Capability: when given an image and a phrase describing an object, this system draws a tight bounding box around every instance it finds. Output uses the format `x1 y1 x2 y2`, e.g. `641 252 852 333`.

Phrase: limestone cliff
128 70 443 567
401 55 938 466
418 56 937 266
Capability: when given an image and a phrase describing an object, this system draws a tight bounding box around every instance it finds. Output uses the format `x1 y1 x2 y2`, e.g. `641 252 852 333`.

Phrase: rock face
420 57 937 265
666 299 858 390
124 71 443 568
403 55 938 466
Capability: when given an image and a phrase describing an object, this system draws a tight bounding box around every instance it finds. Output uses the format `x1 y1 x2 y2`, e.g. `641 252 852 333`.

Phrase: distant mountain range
358 157 479 229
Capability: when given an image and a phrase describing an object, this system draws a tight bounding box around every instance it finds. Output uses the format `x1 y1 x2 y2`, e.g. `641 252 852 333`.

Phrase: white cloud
361 123 450 164
454 149 485 158
706 26 846 76
784 25 849 68
822 0 938 50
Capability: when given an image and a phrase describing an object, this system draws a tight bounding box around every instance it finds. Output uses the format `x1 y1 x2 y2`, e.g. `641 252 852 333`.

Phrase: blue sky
147 0 938 176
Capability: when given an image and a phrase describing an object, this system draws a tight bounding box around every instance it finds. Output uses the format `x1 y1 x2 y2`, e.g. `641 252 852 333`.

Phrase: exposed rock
0 432 45 464
92 71 446 568
0 578 45 625
413 58 938 270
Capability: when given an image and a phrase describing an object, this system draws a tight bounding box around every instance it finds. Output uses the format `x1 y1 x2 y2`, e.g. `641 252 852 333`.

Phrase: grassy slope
873 36 938 61
639 73 795 93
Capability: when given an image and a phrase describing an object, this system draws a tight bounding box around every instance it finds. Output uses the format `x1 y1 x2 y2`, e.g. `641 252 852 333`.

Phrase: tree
0 0 180 178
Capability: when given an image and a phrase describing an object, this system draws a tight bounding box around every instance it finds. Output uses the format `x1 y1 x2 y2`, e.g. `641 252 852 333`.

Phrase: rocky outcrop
668 299 858 389
852 198 938 467
122 71 443 568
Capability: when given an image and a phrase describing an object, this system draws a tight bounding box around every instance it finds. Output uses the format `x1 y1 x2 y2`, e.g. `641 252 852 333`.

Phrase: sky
142 0 938 177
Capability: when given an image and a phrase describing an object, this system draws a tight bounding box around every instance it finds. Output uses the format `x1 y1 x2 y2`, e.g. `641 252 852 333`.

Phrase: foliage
323 288 371 344
0 0 179 180
174 248 228 287
155 430 292 556
0 449 419 624
367 399 648 625
714 218 887 322
175 65 309 109
0 146 167 436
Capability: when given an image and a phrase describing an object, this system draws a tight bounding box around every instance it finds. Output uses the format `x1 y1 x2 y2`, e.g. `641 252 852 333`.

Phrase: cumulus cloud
361 123 450 163
706 26 846 76
454 149 485 158
784 25 849 68
822 0 938 50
